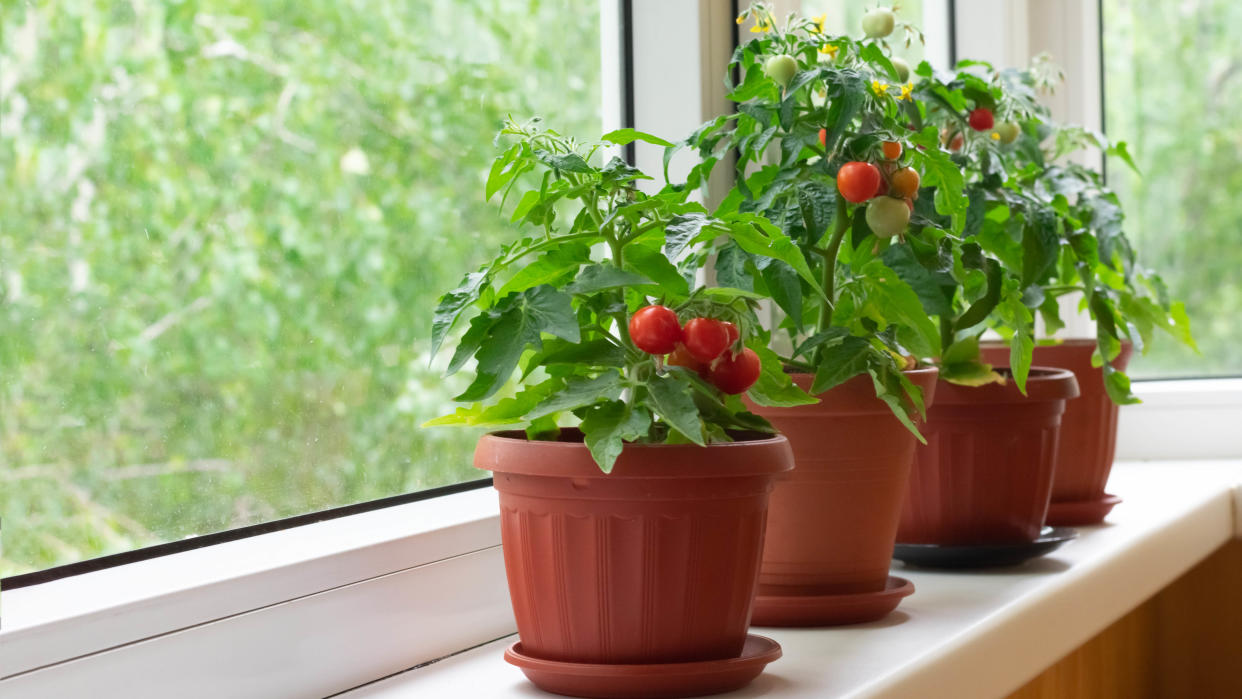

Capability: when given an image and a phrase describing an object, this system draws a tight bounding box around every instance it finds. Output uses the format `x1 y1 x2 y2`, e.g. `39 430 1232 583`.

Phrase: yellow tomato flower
750 18 773 33
736 15 745 25
871 80 890 98
899 82 913 101
811 14 827 33
991 131 1002 140
819 43 839 58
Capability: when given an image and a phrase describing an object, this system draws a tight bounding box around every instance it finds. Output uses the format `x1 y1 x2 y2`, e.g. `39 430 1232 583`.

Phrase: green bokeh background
0 0 601 576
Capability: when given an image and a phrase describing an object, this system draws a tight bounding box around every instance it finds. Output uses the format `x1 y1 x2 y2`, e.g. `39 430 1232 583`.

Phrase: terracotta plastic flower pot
746 368 939 598
981 340 1133 524
475 429 793 667
898 367 1080 545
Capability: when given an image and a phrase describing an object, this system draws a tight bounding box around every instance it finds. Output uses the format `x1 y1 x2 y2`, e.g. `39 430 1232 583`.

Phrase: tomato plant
429 119 818 471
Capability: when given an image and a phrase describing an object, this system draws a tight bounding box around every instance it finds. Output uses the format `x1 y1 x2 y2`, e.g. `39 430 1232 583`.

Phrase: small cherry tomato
836 161 882 203
764 54 798 88
629 305 681 355
865 196 911 238
881 141 903 160
994 121 1020 144
682 317 732 363
861 7 896 38
891 57 911 83
890 167 920 198
968 107 994 131
904 197 914 212
875 177 889 197
818 128 827 148
709 348 762 394
667 343 707 375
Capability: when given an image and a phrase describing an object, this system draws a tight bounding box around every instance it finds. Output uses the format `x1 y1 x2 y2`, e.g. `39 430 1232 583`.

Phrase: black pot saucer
893 527 1078 569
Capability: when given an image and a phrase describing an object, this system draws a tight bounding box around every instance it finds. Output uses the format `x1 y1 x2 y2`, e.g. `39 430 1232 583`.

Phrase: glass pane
0 0 604 577
801 0 930 67
1102 0 1242 377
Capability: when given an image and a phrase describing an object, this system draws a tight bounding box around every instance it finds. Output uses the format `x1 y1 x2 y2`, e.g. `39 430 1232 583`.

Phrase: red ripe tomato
682 317 732 363
709 348 762 395
968 108 994 131
881 141 902 160
875 177 889 196
904 197 914 212
667 343 707 375
818 128 827 148
629 305 681 355
890 167 920 198
722 321 740 346
836 161 882 203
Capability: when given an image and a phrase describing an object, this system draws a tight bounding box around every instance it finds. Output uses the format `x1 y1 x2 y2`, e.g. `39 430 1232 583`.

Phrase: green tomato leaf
881 244 952 316
580 401 652 473
528 371 625 420
647 374 706 446
811 335 873 395
564 264 654 294
431 271 489 358
747 345 819 407
602 128 675 148
534 149 593 173
423 378 562 427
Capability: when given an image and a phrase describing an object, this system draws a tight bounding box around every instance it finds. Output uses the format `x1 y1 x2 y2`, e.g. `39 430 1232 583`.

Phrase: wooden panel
1009 540 1242 699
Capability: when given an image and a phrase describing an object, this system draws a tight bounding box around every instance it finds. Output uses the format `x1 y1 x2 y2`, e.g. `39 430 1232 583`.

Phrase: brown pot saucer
1046 494 1123 526
503 634 781 699
750 576 914 627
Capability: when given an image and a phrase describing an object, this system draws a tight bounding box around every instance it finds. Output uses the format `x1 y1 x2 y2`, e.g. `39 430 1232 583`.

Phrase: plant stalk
817 195 851 333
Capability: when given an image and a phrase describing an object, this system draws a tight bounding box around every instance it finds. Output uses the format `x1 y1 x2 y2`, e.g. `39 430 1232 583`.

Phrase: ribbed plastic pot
746 367 939 596
898 368 1080 544
981 340 1133 514
475 429 794 666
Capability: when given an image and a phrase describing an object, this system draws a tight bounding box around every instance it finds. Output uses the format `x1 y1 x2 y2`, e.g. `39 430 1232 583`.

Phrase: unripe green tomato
891 57 910 83
862 8 896 38
763 54 799 88
995 121 1021 144
865 196 911 238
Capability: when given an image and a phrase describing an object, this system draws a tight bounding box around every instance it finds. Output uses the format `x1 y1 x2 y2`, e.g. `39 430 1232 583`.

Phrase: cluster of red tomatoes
627 306 761 395
824 138 919 238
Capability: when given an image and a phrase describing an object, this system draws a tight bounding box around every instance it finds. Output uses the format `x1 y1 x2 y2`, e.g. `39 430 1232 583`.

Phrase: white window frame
3 3 1239 697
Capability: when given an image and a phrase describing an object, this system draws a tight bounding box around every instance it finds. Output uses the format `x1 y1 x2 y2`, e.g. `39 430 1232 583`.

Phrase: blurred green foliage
1104 0 1241 377
0 0 601 576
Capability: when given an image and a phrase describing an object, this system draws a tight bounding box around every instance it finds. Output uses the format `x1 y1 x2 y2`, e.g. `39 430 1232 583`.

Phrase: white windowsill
338 460 1242 699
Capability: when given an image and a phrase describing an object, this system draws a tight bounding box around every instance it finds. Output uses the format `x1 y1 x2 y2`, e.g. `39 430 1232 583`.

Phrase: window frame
4 3 1241 697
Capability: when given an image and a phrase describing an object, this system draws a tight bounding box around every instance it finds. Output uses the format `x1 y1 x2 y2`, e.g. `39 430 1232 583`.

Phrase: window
1102 0 1242 378
0 0 611 578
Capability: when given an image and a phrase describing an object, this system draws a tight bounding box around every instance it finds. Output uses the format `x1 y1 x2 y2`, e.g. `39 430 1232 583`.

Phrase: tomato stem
816 195 851 338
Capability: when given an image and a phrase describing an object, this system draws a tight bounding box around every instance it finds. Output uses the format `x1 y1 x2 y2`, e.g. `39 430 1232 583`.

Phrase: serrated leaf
602 128 674 148
527 371 625 420
647 374 705 446
664 213 712 259
498 243 591 296
811 335 873 394
523 338 627 378
534 149 593 173
454 286 579 402
581 401 652 473
565 264 654 294
431 271 489 358
747 345 819 407
881 244 952 316
423 378 561 427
